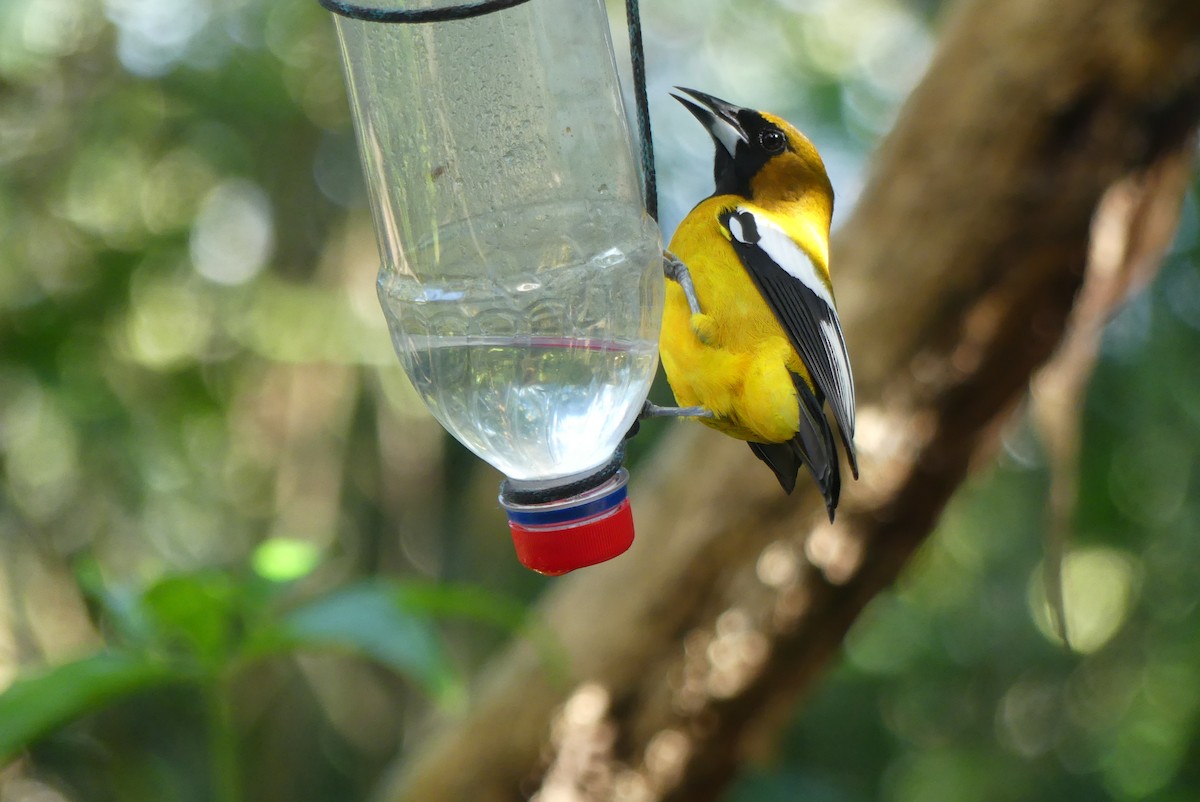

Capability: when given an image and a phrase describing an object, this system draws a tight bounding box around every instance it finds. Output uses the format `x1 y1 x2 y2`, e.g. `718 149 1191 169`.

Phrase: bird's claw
663 252 704 318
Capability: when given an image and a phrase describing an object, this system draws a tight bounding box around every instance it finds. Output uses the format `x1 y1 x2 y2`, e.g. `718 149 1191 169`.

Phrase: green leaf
391 582 530 630
140 572 241 670
0 652 182 765
392 582 565 682
74 557 155 649
270 581 466 707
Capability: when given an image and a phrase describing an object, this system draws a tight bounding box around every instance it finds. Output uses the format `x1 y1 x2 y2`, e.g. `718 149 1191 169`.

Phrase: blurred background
1 0 1199 800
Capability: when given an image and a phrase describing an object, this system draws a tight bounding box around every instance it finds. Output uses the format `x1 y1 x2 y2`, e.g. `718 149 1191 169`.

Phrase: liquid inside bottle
403 336 656 480
378 202 662 482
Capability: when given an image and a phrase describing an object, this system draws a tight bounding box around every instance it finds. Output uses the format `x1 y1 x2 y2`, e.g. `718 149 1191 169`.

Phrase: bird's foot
663 252 704 317
640 401 714 419
689 312 717 345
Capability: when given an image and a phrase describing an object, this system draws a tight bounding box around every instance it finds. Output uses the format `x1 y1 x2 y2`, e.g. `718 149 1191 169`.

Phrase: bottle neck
499 447 624 506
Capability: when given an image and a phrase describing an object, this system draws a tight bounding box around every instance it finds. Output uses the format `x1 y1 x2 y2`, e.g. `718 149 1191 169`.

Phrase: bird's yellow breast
660 196 816 444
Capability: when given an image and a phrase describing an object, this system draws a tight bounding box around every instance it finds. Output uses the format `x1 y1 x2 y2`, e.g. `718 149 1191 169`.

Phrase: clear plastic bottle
332 0 663 573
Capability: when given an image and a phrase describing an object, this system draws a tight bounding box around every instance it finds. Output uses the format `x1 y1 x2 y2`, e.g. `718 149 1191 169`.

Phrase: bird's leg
625 400 713 439
632 255 717 430
640 400 713 419
663 252 703 316
664 252 717 344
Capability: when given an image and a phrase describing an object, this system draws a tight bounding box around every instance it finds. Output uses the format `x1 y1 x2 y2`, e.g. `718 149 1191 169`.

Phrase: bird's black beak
671 87 749 159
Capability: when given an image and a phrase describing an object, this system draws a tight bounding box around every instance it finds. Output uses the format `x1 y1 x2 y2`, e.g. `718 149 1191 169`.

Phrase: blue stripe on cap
505 482 628 528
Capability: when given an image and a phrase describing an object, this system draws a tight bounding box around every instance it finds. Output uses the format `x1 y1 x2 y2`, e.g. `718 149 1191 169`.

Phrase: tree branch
379 0 1200 799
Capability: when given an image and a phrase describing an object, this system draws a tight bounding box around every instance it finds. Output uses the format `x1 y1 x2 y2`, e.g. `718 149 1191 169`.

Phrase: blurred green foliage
0 554 551 798
1 0 1199 800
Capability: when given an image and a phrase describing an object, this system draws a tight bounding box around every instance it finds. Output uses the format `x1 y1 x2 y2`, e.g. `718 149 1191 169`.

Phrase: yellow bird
658 88 858 519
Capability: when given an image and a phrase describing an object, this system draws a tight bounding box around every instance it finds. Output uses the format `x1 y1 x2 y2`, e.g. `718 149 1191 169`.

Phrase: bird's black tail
747 374 841 520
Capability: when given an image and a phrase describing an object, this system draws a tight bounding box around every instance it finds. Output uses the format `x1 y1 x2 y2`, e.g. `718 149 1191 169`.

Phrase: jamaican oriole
659 88 858 519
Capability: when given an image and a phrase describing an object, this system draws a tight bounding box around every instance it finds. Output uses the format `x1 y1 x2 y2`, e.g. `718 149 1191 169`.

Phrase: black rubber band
319 0 533 23
500 447 625 506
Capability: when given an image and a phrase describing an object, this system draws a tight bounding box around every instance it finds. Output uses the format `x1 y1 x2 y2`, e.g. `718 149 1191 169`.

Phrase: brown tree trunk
379 0 1200 799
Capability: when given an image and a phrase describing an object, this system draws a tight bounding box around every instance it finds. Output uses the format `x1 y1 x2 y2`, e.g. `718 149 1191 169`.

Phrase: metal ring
319 0 534 23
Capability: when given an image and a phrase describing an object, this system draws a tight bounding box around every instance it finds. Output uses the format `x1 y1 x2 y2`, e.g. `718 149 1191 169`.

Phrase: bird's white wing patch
727 208 835 309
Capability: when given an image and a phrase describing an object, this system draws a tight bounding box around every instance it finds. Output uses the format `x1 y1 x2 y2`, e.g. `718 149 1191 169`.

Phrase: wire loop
624 0 657 222
318 0 532 24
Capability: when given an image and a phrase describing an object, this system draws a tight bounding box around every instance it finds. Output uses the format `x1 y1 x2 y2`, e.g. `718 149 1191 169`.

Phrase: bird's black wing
748 372 842 519
723 207 858 477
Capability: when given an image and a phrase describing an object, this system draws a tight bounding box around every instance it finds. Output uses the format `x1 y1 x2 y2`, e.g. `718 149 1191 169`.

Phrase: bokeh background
2 0 1199 800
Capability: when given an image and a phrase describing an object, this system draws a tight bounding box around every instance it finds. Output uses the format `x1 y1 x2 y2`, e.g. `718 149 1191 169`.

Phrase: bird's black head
671 87 831 213
671 87 792 196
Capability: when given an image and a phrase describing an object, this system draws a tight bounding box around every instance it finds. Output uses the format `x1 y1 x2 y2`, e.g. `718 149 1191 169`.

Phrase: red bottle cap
501 469 634 575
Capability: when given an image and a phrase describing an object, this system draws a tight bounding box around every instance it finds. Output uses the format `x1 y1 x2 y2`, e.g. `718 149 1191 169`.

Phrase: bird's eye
759 129 786 153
